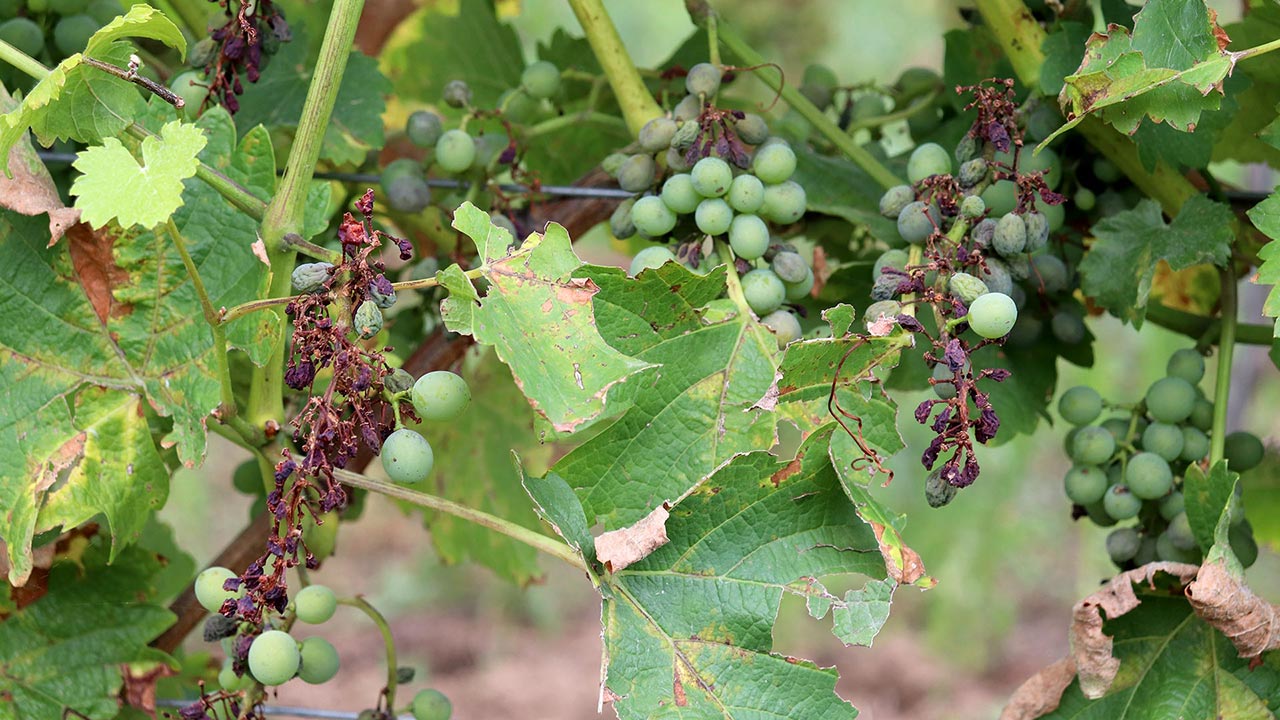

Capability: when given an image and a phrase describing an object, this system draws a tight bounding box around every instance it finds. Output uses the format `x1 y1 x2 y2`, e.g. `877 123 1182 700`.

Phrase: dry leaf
1000 657 1077 720
68 223 132 323
1186 558 1280 657
594 503 670 572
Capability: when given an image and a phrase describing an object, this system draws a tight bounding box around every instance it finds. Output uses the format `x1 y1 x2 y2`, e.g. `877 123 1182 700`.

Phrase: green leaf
1081 195 1233 325
84 4 186 57
441 203 652 434
1183 460 1239 553
553 262 778 530
1043 595 1280 719
1043 0 1233 145
763 329 909 409
942 25 1015 111
70 120 207 229
599 428 887 719
520 468 597 566
235 27 390 166
1039 21 1091 96
0 542 175 720
1245 191 1280 337
1131 77 1240 171
792 145 898 244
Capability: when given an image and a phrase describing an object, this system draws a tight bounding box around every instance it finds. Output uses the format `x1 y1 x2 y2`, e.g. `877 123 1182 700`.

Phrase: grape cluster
1057 349 1264 569
0 0 120 92
378 370 472 484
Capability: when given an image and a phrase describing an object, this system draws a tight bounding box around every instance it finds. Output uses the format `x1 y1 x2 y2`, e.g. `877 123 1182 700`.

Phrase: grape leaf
943 25 1015 111
1183 461 1239 553
1042 0 1234 146
70 120 207 229
1245 191 1280 337
0 542 175 720
235 27 389 167
792 145 898 245
1042 595 1280 719
1131 77 1240 171
1081 195 1233 325
440 203 652 435
1039 22 1090 96
552 262 778 530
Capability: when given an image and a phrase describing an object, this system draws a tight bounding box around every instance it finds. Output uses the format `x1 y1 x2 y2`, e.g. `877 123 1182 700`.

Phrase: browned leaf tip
68 223 132 323
868 521 929 587
1186 558 1280 658
1000 657 1077 720
0 132 80 245
594 503 670 572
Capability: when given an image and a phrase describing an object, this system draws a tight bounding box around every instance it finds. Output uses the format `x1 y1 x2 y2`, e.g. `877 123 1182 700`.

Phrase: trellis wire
155 699 412 719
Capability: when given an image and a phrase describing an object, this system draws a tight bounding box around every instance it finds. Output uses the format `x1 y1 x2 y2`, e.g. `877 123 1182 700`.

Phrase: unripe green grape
1106 527 1142 564
727 174 765 213
954 133 979 164
629 245 676 276
1006 314 1043 347
232 458 262 494
1155 530 1200 563
412 689 453 720
1125 452 1173 499
434 130 476 174
353 300 382 339
381 158 423 186
1178 427 1209 461
863 300 902 327
896 201 938 244
294 584 337 624
1072 426 1116 466
1224 431 1265 471
784 267 814 301
672 94 701 122
302 510 339 561
1064 465 1107 505
1075 187 1097 211
752 142 797 184
1189 398 1214 431
380 428 434 484
1101 417 1132 443
932 363 957 400
630 195 677 237
1145 376 1196 424
195 566 238 613
1006 256 1032 282
406 111 444 149
695 198 733 236
169 71 210 113
741 269 785 315
728 214 768 258
691 156 733 197
384 174 431 214
685 62 722 96
980 179 1017 217
666 146 691 172
54 14 100 57
412 371 471 422
297 637 340 684
248 630 300 686
658 174 698 214
1103 485 1142 521
617 154 656 193
948 272 988 305
1166 348 1206 384
1031 254 1069 294
521 60 561 99
760 181 806 224
960 194 985 219
760 309 802 349
609 198 636 239
971 217 997 249
219 660 248 691
1036 197 1065 231
925 469 958 508
992 213 1026 257
1159 491 1186 521
668 119 698 152
879 185 915 219
0 18 43 58
966 292 1017 339
1083 500 1118 527
1093 158 1120 183
638 116 677 152
957 158 987 188
771 251 808 284
979 260 1013 298
51 0 90 14
1166 512 1197 551
1051 311 1086 345
735 113 769 145
1230 522 1258 568
1022 211 1049 252
1130 536 1157 565
799 63 837 107
1140 422 1184 462
874 249 908 276
442 79 471 108
1058 386 1102 426
906 142 951 183
601 152 628 176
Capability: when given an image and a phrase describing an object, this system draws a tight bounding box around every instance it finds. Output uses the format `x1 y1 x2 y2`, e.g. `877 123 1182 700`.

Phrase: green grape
1140 422 1184 462
1022 211 1049 252
691 156 733 197
971 217 997 249
1131 536 1158 565
771 251 808 284
658 174 699 214
405 111 444 149
1159 491 1185 521
384 174 431 213
931 363 957 400
434 130 476 174
741 269 785 315
1072 426 1116 466
638 116 677 152
630 196 677 237
874 249 908 276
0 19 42 58
800 63 837 107
752 142 797 184
695 198 734 236
1224 431 1265 471
784 267 814 301
1102 417 1135 443
760 309 802 349
727 174 765 213
302 510 339 561
671 120 700 150
992 213 1026 257
666 146 691 172
864 301 902 329
1124 452 1173 499
997 146 1061 189
879 185 915 219
966 292 1017 339
1155 530 1200 563
1083 500 1118 527
925 469 958 508
51 0 90 13
1058 386 1102 426
1093 158 1121 183
979 257 1013 295
86 0 121 22
294 584 337 624
412 371 471 421
906 142 951 183
1051 311 1086 345
53 14 100 57
957 158 987 188
609 198 636 239
381 158 422 186
1006 256 1032 283
412 689 453 720
980 179 1017 217
1005 314 1043 347
673 94 701 122
728 214 768 258
629 245 676 276
520 60 560 99
960 194 985 219
297 637 340 684
195 566 238 613
232 459 262 495
760 181 806 224
1103 485 1142 521
1144 376 1196 424
602 152 628 176
948 272 988 305
617 154 656 193
1064 465 1107 505
1166 348 1205 384
169 71 210 113
1166 512 1197 551
685 62 722 96
248 630 301 686
1230 522 1258 568
219 660 248 692
380 428 434 484
895 201 938 244
735 113 769 144
1075 187 1097 211
1031 254 1068 294
1179 428 1208 468
442 79 471 108
1106 527 1142 564
1036 197 1065 231
1188 397 1214 431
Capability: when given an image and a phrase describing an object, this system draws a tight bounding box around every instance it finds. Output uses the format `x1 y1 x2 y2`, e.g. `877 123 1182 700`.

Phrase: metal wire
155 699 412 719
33 150 633 200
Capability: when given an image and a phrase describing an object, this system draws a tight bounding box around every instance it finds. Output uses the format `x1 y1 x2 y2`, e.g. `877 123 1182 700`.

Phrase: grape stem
715 240 753 318
845 87 942 133
522 110 627 140
567 0 663 135
1209 270 1238 465
337 596 400 714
